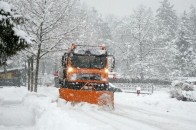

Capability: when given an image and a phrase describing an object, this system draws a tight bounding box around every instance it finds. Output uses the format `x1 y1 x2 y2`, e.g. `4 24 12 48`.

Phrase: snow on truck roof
72 45 107 55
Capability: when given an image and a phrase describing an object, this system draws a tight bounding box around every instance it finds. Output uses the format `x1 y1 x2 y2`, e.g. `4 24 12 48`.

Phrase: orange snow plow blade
59 88 114 106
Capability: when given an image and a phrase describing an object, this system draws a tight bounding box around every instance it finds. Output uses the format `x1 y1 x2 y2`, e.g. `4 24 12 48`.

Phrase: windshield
71 54 107 69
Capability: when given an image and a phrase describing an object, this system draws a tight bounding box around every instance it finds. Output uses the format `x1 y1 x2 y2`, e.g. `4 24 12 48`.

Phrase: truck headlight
67 67 73 73
104 68 109 73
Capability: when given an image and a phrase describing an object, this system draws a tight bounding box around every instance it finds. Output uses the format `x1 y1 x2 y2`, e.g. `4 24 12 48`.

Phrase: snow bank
0 87 27 102
0 87 35 130
23 94 97 130
0 87 100 130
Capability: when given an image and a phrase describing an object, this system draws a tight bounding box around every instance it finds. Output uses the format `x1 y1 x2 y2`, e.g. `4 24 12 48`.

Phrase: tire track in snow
112 103 196 130
58 101 167 130
75 108 162 130
65 103 196 130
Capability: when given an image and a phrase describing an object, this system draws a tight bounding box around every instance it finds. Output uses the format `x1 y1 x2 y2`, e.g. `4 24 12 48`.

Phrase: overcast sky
80 0 196 17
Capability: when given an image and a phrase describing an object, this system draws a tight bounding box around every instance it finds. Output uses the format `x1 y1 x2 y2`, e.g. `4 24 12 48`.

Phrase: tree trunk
27 59 30 91
3 64 7 79
34 57 39 92
140 69 144 81
24 60 27 87
138 25 144 81
42 60 45 75
30 57 34 92
34 44 41 92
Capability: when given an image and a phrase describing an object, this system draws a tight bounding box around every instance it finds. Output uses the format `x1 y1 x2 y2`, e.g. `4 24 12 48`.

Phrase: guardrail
111 83 154 94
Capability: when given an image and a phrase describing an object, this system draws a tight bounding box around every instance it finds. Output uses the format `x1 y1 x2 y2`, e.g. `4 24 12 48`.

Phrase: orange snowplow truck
59 44 115 107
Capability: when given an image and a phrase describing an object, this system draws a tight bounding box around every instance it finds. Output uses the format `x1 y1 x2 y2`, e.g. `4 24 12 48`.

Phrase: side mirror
61 56 65 66
62 53 67 67
108 55 115 72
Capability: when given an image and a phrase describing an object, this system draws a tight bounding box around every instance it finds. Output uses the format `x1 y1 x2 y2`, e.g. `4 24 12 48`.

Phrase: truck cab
60 44 114 91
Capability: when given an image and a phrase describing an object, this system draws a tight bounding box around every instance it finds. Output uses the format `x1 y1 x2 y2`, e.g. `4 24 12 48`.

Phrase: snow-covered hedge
170 80 196 101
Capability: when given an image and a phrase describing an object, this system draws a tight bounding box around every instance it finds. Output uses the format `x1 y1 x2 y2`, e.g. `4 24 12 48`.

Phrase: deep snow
0 86 196 130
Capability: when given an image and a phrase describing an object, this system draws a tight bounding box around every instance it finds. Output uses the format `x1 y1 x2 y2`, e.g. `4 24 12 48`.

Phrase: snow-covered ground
0 86 196 130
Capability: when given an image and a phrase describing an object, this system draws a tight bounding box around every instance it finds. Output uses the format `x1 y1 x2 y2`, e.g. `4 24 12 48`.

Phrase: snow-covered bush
170 80 196 101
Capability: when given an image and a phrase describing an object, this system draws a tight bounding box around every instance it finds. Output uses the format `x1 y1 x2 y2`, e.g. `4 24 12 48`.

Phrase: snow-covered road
0 86 196 130
58 93 196 130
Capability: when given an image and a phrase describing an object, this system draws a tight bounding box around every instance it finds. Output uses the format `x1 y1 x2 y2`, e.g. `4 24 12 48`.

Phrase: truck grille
77 73 101 80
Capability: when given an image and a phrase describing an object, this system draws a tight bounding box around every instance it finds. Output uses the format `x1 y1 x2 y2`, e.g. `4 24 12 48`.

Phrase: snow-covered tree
154 0 178 79
189 6 196 44
69 6 111 45
0 1 30 66
105 16 133 77
107 6 156 80
156 0 178 41
175 11 195 76
128 6 156 80
189 6 196 61
14 0 78 92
